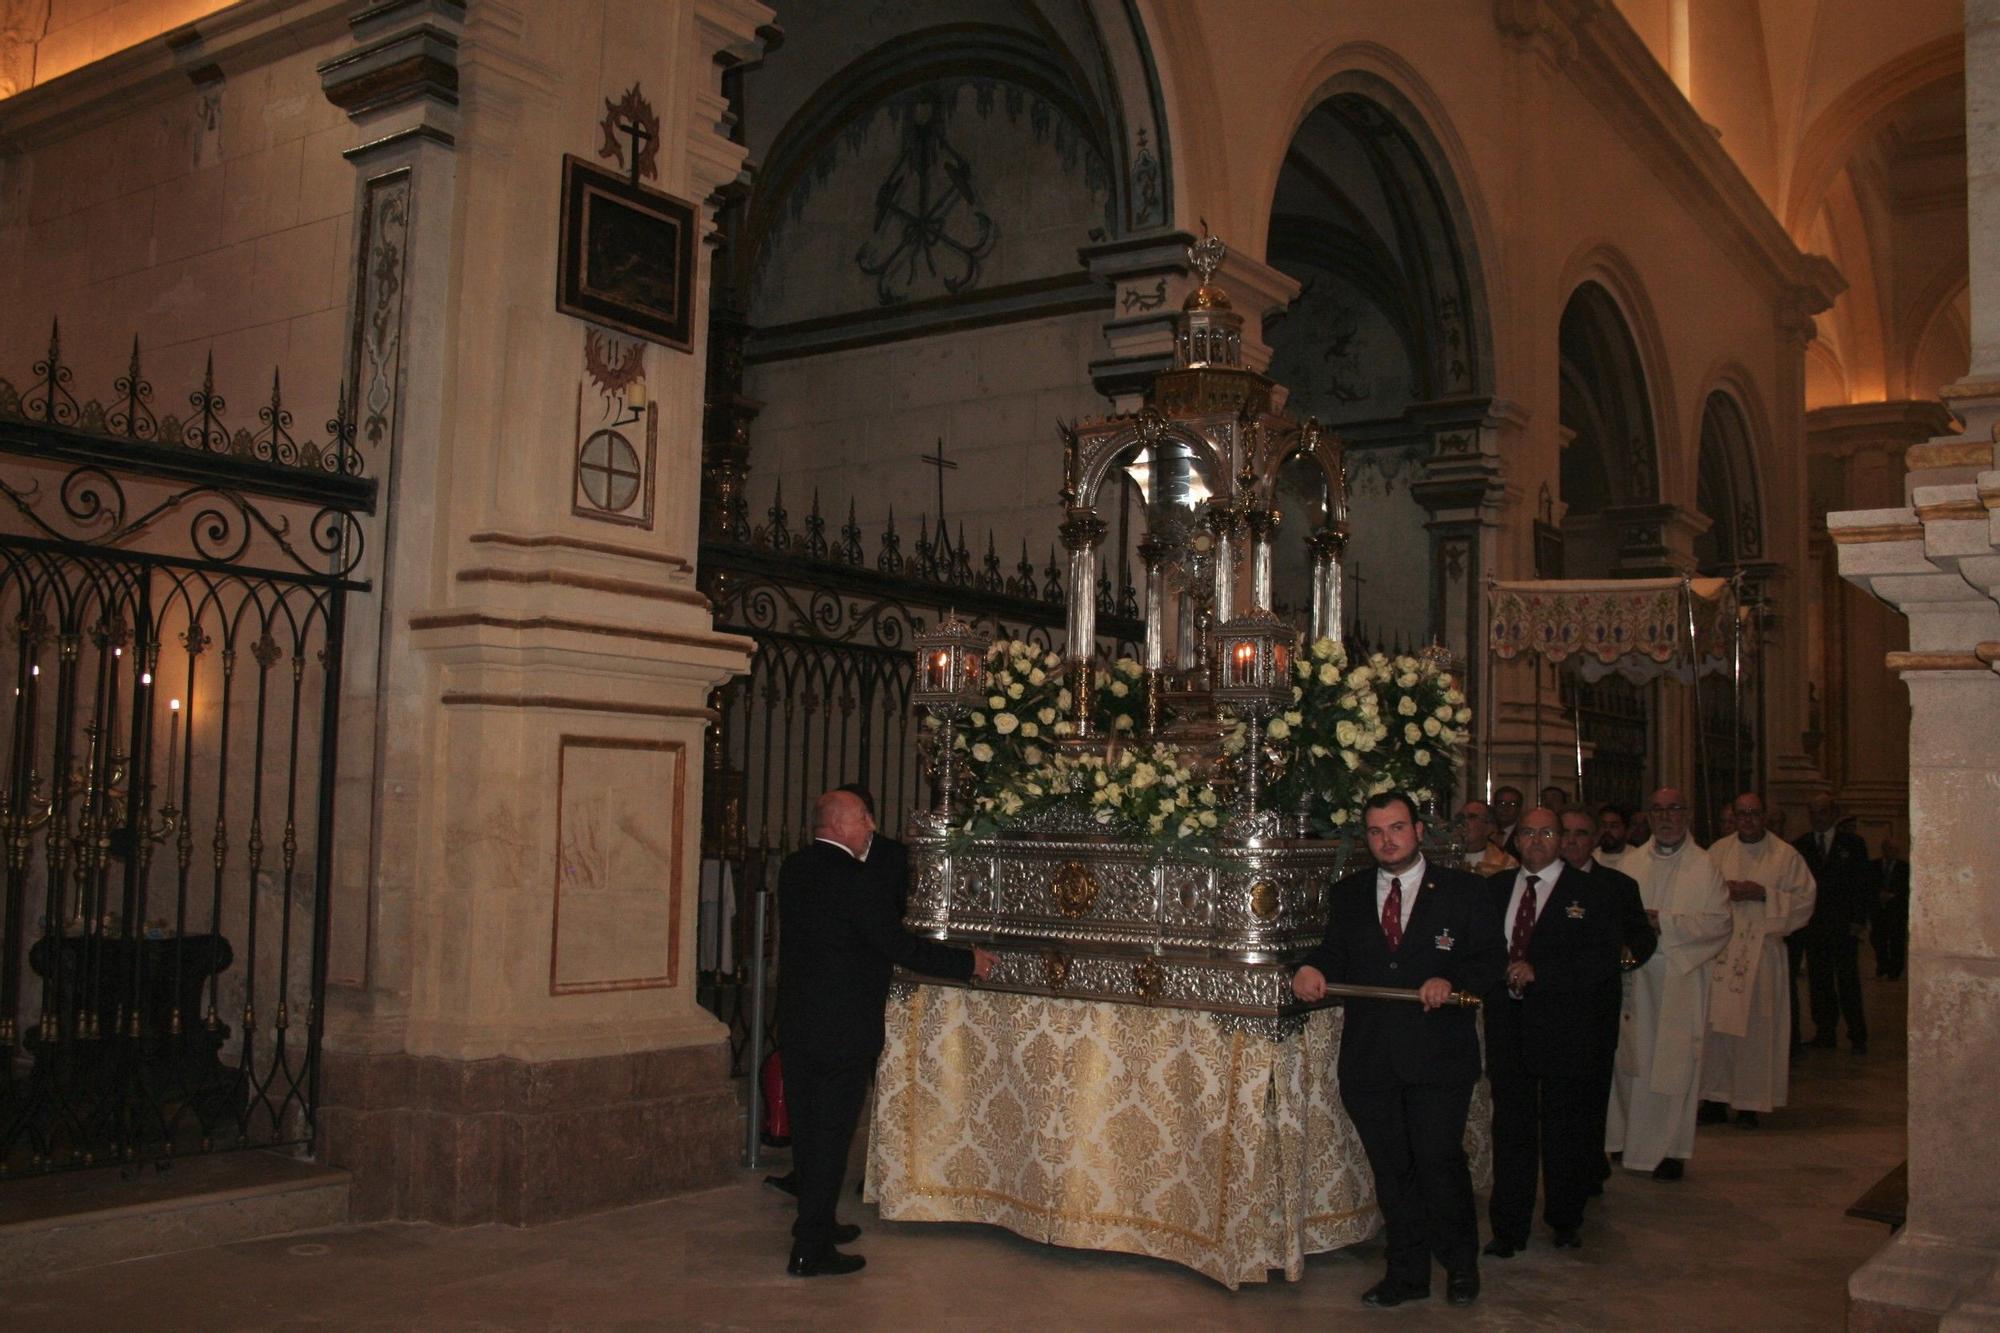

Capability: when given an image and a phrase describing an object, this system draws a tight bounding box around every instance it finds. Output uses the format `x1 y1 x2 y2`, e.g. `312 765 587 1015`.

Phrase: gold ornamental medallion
1249 879 1280 920
1132 955 1164 1000
1052 860 1099 918
1043 949 1071 989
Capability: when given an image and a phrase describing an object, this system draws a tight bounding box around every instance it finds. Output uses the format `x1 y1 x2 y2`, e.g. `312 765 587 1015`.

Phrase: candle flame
170 699 181 712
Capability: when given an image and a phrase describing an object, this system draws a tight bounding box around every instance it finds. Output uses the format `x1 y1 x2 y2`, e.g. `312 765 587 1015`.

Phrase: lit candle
166 699 181 811
1234 641 1254 684
627 378 647 410
929 649 949 691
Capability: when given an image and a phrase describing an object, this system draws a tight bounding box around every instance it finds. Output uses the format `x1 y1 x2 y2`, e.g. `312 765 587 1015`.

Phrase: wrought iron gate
695 501 1140 1072
0 333 373 1175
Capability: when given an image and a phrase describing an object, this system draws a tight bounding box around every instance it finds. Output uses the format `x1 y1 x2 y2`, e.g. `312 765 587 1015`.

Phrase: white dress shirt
814 835 861 861
1375 856 1426 933
1503 862 1561 937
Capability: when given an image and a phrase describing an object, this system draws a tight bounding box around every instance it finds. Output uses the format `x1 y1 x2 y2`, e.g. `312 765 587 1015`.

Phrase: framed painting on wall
556 154 696 352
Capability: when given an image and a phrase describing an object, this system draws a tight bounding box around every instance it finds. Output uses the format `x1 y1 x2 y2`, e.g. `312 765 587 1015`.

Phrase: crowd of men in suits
768 777 1905 1304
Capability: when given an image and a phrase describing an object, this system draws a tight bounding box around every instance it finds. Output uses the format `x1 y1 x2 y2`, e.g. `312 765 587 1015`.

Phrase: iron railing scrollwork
0 332 375 1178
695 514 1140 1074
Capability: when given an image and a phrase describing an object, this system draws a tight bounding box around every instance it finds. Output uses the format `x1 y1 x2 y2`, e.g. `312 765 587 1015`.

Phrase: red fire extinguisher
760 1048 791 1146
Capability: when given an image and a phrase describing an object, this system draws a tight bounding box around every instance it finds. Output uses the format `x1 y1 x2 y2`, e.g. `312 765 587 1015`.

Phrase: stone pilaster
314 0 770 1225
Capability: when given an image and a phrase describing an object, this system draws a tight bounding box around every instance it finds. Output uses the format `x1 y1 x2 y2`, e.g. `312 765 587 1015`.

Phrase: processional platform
862 235 1487 1286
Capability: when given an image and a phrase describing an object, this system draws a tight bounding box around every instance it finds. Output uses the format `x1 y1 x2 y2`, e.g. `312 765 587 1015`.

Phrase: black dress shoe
1651 1158 1685 1181
832 1222 861 1244
1360 1278 1431 1308
1736 1110 1761 1129
1697 1099 1728 1125
1446 1270 1480 1306
1552 1227 1582 1248
764 1172 800 1198
1482 1237 1522 1258
787 1246 865 1277
1807 1034 1837 1050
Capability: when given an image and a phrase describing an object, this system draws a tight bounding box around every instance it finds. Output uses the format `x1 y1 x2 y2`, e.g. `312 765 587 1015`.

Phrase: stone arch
1693 387 1766 572
1259 60 1493 646
1783 35 1964 236
1556 263 1670 580
1262 50 1496 397
1558 277 1665 506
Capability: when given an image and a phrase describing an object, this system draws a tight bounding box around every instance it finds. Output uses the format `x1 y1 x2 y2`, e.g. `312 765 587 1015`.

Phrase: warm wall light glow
7 1 242 95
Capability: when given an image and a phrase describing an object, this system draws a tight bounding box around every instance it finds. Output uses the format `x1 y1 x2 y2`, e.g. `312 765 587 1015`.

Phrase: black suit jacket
1795 829 1877 937
1483 861 1653 1080
860 832 910 920
1299 860 1505 1091
1876 857 1909 908
775 839 972 1063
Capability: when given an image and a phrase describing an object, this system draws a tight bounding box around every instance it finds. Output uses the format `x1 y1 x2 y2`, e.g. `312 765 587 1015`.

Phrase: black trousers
1787 935 1806 1041
1488 1069 1598 1241
1873 898 1908 978
782 1047 873 1251
1343 1079 1478 1285
1806 932 1867 1044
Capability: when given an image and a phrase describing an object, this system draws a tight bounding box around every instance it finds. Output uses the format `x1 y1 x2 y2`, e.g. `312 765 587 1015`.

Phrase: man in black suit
1293 791 1506 1309
1555 806 1655 1200
767 784 914 1202
1482 807 1655 1255
1490 785 1525 858
1872 837 1909 981
838 782 909 919
776 789 994 1276
1793 794 1877 1053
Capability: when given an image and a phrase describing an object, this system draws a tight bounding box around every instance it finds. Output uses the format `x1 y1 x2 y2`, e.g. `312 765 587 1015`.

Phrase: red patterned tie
1511 875 1540 963
1382 876 1404 950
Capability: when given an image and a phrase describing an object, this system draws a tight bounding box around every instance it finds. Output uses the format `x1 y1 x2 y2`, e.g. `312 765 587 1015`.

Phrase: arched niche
1693 390 1764 573
1558 279 1663 577
1261 79 1488 647
722 4 1176 582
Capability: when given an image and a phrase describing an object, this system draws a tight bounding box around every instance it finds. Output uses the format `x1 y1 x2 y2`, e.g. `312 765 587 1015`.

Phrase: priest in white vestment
1606 788 1732 1179
1700 794 1816 1123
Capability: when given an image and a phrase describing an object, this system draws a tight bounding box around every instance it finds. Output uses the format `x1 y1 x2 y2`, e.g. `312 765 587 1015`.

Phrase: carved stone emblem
1051 860 1099 918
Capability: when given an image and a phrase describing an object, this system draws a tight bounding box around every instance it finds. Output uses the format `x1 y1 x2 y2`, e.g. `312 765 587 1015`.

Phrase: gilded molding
1885 652 1989 673
1828 525 1925 545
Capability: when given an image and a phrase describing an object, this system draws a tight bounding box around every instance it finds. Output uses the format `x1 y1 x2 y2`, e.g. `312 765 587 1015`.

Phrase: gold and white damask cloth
866 984 1494 1289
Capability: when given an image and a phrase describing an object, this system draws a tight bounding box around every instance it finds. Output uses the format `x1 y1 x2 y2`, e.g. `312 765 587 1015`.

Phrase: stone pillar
1836 4 2000 1323
313 0 769 1225
1805 402 1955 837
1408 398 1518 800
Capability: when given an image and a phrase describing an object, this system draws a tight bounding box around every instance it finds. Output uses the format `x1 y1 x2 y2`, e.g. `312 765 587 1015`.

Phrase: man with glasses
1698 794 1816 1129
1606 788 1732 1181
1456 800 1519 877
1481 807 1641 1255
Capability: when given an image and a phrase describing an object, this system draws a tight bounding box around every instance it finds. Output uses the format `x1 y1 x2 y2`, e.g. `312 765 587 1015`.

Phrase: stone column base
319 1042 739 1224
1849 1231 2000 1331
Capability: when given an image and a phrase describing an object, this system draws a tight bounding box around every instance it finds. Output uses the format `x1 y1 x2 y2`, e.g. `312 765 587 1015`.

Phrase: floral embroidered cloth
866 985 1493 1288
1487 577 1737 683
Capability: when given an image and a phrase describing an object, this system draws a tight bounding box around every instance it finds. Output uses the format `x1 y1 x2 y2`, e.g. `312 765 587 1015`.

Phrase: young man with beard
1292 792 1505 1308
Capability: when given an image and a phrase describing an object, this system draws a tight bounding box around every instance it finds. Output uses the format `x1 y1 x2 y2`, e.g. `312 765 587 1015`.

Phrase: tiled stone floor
0 974 1906 1331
